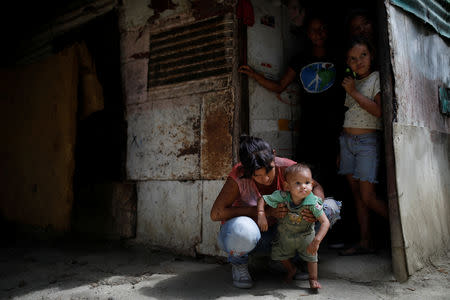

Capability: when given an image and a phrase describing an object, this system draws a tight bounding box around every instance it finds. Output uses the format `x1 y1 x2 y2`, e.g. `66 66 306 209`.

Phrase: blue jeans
218 216 277 265
217 201 341 265
338 132 380 183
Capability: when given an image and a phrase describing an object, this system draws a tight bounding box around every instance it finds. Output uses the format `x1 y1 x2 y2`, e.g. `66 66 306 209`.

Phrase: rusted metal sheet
201 90 234 179
388 5 450 132
126 96 201 180
121 2 239 255
191 0 234 20
147 75 231 101
377 0 407 282
148 14 234 87
392 124 450 273
387 4 450 276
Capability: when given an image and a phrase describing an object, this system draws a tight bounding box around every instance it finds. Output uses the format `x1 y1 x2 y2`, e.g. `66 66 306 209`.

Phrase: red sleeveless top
228 157 296 207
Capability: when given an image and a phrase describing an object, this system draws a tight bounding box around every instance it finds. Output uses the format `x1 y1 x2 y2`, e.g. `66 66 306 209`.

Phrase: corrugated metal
148 14 234 87
390 0 450 38
386 3 450 278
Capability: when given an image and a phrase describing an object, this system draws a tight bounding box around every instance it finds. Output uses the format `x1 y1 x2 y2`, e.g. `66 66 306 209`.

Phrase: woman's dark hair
239 135 275 178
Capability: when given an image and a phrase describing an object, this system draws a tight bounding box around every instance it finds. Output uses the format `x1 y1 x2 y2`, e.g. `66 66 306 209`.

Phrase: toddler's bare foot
309 278 322 290
284 266 297 283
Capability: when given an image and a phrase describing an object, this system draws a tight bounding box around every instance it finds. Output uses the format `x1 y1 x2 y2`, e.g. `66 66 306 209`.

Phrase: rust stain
190 116 200 131
202 91 233 179
177 143 199 157
130 52 150 59
177 116 201 158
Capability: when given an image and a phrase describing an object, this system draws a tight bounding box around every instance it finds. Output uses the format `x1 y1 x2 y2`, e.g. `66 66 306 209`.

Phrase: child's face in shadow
287 0 306 27
284 168 313 204
307 19 328 47
350 15 373 40
347 43 372 79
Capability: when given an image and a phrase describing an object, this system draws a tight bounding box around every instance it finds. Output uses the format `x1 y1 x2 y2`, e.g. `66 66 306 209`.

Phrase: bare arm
257 197 268 231
307 213 330 255
342 77 382 118
313 213 330 243
210 177 256 221
210 177 288 222
239 65 296 94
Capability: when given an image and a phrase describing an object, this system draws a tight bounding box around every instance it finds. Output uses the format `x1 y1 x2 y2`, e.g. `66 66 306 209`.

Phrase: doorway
242 0 393 278
65 11 136 240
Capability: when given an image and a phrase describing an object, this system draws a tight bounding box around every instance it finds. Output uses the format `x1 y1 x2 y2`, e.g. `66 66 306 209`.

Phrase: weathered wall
247 0 301 158
0 47 79 232
120 0 234 256
386 4 450 275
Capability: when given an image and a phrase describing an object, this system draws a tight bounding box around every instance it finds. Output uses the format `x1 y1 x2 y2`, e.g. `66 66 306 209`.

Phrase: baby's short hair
284 163 311 180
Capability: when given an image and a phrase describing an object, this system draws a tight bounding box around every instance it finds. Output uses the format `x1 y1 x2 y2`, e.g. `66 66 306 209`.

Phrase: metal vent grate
148 14 234 87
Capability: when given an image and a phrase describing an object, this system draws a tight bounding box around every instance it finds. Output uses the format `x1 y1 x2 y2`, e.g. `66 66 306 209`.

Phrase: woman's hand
342 76 356 94
257 212 269 232
301 208 317 223
238 65 256 78
267 203 288 219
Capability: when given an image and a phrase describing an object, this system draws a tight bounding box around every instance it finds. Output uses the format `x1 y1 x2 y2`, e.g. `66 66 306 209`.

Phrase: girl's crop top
343 71 383 130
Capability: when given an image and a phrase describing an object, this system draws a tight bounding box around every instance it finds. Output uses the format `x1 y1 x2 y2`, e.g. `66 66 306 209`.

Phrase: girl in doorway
338 36 388 255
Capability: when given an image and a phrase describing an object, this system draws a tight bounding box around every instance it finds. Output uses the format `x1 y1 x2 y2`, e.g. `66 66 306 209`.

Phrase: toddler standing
257 163 330 290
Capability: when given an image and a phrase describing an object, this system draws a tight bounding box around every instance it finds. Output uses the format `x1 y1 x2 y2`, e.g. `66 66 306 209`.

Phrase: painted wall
120 0 234 256
247 0 302 158
386 4 450 275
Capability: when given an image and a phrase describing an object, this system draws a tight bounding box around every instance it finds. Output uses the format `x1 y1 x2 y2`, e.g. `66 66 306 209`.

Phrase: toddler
257 163 330 290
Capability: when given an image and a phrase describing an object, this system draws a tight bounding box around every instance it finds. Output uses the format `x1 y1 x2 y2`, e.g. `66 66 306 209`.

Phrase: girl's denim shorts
338 132 380 183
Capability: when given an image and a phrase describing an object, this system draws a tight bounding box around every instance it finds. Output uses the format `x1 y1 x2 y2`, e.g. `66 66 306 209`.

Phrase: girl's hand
257 213 268 232
342 76 356 94
267 203 288 219
238 65 256 78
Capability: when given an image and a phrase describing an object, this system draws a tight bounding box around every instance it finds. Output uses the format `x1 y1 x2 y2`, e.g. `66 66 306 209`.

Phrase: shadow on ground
138 262 313 299
0 239 172 299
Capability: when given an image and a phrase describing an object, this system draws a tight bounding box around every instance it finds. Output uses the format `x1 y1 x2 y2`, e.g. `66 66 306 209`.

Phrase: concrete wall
386 4 450 275
120 0 234 256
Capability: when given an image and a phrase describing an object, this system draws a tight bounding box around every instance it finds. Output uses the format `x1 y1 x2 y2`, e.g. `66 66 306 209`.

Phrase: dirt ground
0 239 449 299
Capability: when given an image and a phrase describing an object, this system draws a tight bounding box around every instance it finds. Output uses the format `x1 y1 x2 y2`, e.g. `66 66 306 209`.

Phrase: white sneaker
231 264 253 288
294 270 309 280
